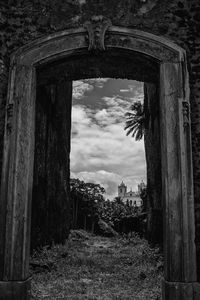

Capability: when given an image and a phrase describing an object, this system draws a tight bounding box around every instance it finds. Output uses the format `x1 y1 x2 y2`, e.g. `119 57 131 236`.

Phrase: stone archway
0 17 198 300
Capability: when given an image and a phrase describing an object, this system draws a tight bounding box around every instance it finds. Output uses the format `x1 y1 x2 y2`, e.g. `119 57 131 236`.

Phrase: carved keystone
84 16 112 51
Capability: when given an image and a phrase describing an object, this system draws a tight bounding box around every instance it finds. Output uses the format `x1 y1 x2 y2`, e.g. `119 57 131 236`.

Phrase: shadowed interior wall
31 78 72 250
144 82 162 245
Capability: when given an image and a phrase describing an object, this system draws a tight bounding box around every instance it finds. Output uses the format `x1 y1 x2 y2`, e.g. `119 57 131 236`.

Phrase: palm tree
124 101 145 141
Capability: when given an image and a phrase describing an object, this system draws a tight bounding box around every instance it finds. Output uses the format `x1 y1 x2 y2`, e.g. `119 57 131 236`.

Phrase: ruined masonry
0 1 200 299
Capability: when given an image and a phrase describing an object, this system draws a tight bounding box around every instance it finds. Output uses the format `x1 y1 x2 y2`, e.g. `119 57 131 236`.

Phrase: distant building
118 181 146 207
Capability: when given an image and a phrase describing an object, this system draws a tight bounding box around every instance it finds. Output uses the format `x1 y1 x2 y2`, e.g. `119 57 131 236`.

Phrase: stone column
160 62 197 300
0 64 35 299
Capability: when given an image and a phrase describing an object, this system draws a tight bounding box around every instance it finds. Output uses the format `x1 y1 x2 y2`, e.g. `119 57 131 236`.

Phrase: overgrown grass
30 231 163 299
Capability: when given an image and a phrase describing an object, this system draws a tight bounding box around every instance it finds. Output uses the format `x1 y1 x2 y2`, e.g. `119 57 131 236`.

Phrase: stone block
0 278 31 300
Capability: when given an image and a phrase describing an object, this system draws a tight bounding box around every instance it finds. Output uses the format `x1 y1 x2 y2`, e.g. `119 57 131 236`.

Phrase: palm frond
124 100 145 141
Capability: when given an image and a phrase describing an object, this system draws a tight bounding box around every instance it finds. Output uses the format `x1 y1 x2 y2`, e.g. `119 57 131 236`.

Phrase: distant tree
70 178 105 231
98 196 139 227
113 196 123 205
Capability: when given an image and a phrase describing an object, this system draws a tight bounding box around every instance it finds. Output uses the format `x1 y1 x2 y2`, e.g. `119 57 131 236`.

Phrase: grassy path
31 231 163 299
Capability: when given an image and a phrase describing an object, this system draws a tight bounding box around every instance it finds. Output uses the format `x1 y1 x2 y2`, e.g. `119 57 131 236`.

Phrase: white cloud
71 105 91 125
72 81 94 99
84 78 109 88
95 109 108 120
120 89 130 93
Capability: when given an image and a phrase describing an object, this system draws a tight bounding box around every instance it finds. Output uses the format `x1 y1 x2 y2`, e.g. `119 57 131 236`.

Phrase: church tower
118 181 127 199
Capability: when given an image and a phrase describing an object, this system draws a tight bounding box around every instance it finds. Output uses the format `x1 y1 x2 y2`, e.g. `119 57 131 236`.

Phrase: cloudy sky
70 78 146 200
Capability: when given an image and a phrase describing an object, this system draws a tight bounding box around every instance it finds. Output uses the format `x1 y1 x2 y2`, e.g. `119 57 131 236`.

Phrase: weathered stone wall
0 0 200 277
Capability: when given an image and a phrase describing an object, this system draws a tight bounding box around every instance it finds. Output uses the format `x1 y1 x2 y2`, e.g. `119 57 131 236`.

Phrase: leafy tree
70 178 105 231
98 197 140 227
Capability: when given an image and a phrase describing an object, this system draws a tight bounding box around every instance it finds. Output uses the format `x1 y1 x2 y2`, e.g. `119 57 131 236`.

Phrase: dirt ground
30 231 163 300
